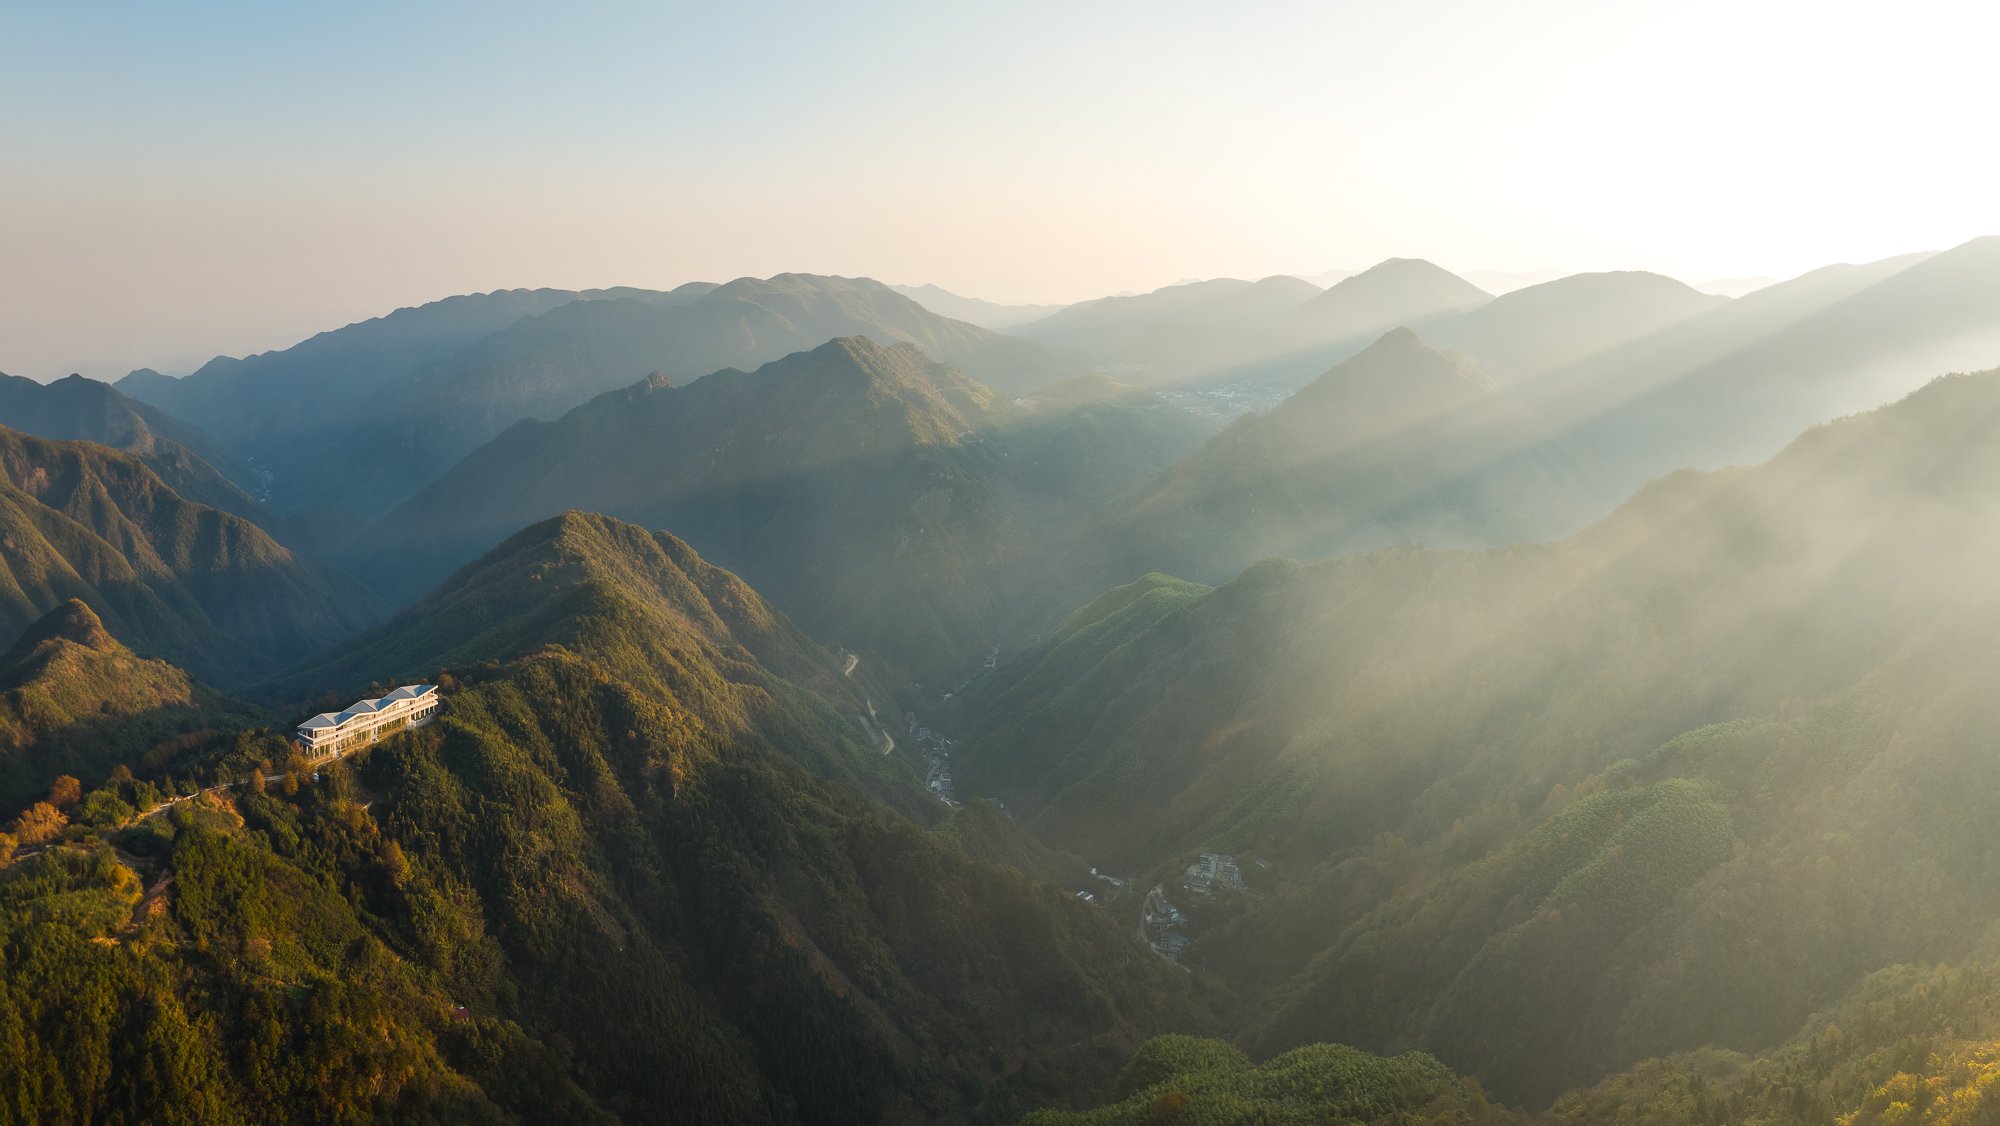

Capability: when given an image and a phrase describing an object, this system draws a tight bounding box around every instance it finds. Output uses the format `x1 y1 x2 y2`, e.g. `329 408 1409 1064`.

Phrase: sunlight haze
2 0 1995 377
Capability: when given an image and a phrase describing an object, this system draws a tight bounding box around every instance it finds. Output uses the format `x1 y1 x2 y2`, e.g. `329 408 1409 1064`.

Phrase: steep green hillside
357 339 1210 678
954 365 2000 1101
1085 327 1499 585
0 600 260 807
0 372 266 524
1034 958 2000 1124
0 427 387 686
1543 961 2000 1124
0 510 1207 1124
1022 1034 1514 1125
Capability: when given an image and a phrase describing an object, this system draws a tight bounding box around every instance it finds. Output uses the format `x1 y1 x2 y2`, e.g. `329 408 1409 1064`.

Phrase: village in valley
899 644 1266 970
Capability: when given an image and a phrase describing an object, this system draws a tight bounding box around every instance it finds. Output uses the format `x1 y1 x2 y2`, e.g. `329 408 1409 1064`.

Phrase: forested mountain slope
0 372 266 525
357 338 1210 677
952 364 2000 1102
0 599 259 808
115 287 585 512
118 277 1073 519
0 510 1209 1124
1080 327 1500 585
0 427 386 686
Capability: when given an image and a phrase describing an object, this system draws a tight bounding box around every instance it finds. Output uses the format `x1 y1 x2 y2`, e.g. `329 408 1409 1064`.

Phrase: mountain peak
1 599 120 670
1338 257 1492 299
1282 327 1497 427
1287 259 1493 349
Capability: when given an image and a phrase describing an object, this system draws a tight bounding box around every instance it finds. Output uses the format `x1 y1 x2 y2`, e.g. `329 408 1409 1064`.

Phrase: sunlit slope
0 509 1205 1123
955 365 2000 1099
1022 1034 1510 1125
1078 239 2000 594
0 599 257 807
1083 327 1502 584
1514 234 2000 526
0 427 386 686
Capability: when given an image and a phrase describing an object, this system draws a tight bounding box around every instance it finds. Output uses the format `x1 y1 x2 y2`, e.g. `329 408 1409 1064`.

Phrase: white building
295 684 440 755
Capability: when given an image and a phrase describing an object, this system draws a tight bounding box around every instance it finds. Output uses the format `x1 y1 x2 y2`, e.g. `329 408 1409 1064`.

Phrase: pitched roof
295 684 437 736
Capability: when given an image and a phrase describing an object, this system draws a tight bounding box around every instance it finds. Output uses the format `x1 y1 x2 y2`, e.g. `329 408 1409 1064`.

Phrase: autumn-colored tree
48 775 82 809
1147 1089 1190 1122
248 768 267 796
281 770 300 798
11 801 68 846
0 831 15 866
109 764 135 784
383 839 410 890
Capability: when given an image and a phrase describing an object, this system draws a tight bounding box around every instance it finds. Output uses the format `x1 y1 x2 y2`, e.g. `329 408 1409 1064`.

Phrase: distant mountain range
1018 275 1326 379
1419 270 1726 385
0 371 266 523
117 275 1079 519
1069 236 2000 593
890 282 1069 328
353 337 1211 676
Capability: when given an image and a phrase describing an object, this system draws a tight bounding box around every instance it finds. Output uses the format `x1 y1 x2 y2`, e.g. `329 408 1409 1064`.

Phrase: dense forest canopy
2 211 1998 1124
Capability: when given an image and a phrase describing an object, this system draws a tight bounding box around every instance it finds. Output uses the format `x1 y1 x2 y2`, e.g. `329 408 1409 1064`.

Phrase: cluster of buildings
1156 381 1293 422
906 714 958 805
1140 884 1191 962
1182 852 1247 896
295 685 440 756
1136 854 1260 964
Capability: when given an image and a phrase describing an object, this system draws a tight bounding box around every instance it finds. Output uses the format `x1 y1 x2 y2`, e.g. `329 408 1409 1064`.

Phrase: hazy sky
3 0 1996 379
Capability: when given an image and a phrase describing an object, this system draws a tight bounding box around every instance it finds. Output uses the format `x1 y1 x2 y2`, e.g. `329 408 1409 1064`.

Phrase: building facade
295 684 440 755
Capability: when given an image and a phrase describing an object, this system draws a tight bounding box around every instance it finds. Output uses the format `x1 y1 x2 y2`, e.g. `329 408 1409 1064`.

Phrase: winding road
842 652 894 755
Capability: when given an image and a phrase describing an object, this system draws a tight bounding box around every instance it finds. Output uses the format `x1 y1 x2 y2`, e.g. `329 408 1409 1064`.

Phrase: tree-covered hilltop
0 599 262 808
1021 1034 1517 1125
0 510 1211 1124
1030 957 2000 1124
1542 960 2000 1125
0 426 387 687
952 365 2000 1103
355 339 1210 679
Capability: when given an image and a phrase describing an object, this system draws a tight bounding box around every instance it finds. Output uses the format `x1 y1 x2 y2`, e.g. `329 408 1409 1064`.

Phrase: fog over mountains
4 234 2000 1124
